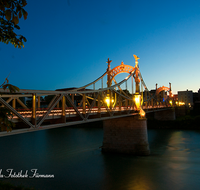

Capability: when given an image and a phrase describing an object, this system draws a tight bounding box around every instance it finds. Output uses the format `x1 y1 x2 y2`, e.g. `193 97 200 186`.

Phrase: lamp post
105 93 114 108
134 93 141 111
133 55 146 118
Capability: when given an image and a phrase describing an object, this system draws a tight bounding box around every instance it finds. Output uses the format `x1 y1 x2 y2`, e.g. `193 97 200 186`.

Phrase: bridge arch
109 61 136 83
156 86 170 95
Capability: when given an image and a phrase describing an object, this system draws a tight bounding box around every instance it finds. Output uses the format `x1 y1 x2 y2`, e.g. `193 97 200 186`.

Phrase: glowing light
169 100 172 105
139 108 146 118
178 102 185 106
105 95 114 107
134 94 141 110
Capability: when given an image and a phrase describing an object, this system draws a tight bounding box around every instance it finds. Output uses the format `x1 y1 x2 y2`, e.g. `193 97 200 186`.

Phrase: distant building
198 89 200 101
178 90 193 107
193 92 199 103
172 94 178 102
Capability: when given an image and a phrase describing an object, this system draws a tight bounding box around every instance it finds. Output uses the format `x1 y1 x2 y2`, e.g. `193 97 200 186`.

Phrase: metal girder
62 95 66 118
37 94 63 127
112 89 132 100
113 78 131 98
32 94 36 126
12 99 16 109
17 98 28 109
38 96 40 108
47 95 58 108
85 92 98 119
82 94 86 115
0 97 12 107
69 72 107 92
86 98 90 107
65 95 85 120
0 97 34 128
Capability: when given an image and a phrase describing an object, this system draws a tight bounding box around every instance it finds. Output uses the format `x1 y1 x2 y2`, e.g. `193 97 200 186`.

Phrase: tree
0 0 28 131
0 76 19 132
0 0 28 48
0 74 19 93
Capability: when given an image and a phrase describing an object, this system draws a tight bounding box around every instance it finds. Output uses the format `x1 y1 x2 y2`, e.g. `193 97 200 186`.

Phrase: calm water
1 125 200 190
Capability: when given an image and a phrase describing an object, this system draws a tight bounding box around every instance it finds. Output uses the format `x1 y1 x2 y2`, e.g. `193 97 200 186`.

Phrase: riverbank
147 108 200 129
0 181 35 190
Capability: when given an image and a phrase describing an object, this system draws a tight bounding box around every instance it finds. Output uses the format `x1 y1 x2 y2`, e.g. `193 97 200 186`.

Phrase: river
1 124 200 190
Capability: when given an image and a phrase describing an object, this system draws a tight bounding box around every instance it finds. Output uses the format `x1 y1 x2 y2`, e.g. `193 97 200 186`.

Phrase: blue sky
1 0 200 94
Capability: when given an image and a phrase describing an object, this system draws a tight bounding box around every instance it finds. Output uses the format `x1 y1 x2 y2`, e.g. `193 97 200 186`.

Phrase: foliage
0 107 14 131
0 0 28 48
0 76 19 132
0 74 19 93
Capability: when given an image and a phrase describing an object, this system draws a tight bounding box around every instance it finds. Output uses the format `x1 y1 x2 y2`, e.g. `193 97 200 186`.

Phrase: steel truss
0 59 171 136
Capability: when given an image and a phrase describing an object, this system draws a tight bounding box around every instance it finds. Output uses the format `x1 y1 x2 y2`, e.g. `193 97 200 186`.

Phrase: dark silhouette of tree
0 0 27 131
0 76 19 132
0 0 28 48
0 74 19 92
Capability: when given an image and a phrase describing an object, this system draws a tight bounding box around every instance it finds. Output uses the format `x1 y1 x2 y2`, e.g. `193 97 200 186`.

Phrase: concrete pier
102 115 150 155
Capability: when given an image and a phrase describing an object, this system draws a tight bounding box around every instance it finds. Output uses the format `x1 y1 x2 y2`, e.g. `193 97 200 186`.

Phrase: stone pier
102 115 150 155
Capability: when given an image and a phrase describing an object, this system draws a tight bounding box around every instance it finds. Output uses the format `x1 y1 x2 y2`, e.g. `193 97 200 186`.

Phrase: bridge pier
102 115 150 155
154 108 176 120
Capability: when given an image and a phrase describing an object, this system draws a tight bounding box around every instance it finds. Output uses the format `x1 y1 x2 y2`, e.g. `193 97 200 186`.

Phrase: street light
105 94 114 107
134 93 146 118
139 108 146 118
134 93 141 111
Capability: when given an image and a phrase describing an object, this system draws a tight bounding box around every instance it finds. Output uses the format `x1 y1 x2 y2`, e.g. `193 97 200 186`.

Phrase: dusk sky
1 0 200 94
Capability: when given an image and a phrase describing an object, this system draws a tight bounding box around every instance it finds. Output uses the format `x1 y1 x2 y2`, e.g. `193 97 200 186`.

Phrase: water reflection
1 127 200 190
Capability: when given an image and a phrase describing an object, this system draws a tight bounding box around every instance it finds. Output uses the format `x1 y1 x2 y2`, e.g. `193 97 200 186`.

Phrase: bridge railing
0 86 139 131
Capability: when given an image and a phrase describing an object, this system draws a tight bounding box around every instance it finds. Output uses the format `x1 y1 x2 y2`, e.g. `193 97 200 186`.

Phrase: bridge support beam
102 116 150 155
61 95 66 123
12 98 16 109
154 108 176 120
119 96 122 111
83 94 86 115
37 96 40 108
98 94 101 115
32 94 36 125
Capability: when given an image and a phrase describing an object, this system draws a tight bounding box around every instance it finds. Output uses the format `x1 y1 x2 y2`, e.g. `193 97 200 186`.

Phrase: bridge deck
0 106 170 137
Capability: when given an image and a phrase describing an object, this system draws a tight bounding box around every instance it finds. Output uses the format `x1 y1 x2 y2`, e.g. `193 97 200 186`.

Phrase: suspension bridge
0 55 173 138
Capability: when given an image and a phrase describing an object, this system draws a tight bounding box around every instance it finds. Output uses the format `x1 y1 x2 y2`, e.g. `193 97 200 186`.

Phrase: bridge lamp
105 95 114 107
139 108 146 118
134 93 141 110
178 101 185 106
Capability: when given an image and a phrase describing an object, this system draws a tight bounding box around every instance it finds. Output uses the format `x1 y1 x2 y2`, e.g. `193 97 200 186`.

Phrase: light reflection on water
1 127 200 190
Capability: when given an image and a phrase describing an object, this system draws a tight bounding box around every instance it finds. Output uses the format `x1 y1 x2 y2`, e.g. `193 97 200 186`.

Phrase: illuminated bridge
0 55 173 137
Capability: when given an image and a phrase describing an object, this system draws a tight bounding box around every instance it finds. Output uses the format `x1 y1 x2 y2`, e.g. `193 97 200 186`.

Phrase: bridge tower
106 58 113 109
133 55 140 94
102 55 150 155
106 58 112 88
